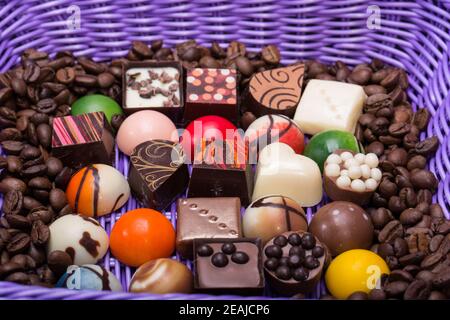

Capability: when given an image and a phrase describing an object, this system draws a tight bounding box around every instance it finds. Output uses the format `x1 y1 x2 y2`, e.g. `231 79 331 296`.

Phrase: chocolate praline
309 201 374 256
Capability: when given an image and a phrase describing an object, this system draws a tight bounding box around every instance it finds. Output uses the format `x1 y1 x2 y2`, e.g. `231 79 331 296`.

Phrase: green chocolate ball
304 130 361 171
71 94 123 124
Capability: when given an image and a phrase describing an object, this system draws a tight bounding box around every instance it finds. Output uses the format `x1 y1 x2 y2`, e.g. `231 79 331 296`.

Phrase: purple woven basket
0 0 449 300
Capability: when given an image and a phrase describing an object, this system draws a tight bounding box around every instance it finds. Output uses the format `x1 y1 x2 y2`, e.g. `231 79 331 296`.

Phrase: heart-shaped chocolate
252 142 322 207
247 64 305 117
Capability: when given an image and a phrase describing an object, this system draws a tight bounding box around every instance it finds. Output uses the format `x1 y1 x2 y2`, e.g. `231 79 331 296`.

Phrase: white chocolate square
294 79 367 135
252 143 323 207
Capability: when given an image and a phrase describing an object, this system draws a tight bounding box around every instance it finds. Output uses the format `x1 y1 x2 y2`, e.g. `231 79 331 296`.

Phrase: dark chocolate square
193 238 264 295
187 140 253 206
51 111 114 168
184 68 238 123
176 197 242 260
122 61 184 123
128 139 189 211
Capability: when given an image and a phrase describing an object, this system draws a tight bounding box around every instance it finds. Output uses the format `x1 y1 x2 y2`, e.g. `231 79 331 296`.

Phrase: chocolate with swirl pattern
247 64 305 117
128 139 189 211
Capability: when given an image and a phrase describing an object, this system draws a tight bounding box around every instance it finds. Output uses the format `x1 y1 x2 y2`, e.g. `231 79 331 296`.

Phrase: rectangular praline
51 111 114 168
176 197 242 260
187 139 253 206
193 238 264 295
122 61 184 123
184 68 238 124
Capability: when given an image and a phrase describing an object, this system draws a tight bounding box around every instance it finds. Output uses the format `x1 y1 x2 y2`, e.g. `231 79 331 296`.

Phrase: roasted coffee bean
415 202 429 214
2 190 23 215
235 56 254 77
4 215 31 230
377 243 394 260
400 209 423 226
417 189 433 204
47 250 73 275
28 177 52 190
10 254 36 270
0 262 24 278
379 68 400 89
407 231 430 254
23 62 41 83
199 56 221 69
154 48 172 60
227 41 246 57
20 164 47 178
36 265 56 284
20 145 41 160
412 108 430 131
403 280 430 300
379 180 397 198
420 252 444 270
399 252 426 266
97 72 115 88
348 68 372 85
429 204 444 219
414 215 431 229
428 291 447 300
364 94 393 114
407 155 426 171
388 122 410 137
45 157 63 177
181 47 201 62
402 133 418 150
27 206 53 224
78 57 105 74
75 74 98 87
384 281 409 297
368 289 386 300
36 123 51 148
369 117 390 136
364 84 386 96
30 113 49 126
358 113 376 127
35 98 57 114
366 141 384 157
2 140 24 155
54 167 73 189
347 291 368 300
6 233 31 254
0 128 22 142
131 41 153 58
414 136 439 157
261 45 280 65
387 148 408 166
389 270 413 283
0 177 27 193
16 116 30 133
149 39 163 52
48 188 67 211
410 170 438 190
55 67 75 84
432 268 450 288
30 220 50 246
399 187 417 208
393 238 409 257
379 220 404 243
370 208 394 229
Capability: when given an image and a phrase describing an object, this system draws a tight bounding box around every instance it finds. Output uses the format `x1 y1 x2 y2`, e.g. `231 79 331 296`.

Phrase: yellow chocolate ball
325 249 390 299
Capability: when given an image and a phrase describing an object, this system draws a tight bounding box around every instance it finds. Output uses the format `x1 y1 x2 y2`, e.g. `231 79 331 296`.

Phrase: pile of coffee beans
308 59 448 300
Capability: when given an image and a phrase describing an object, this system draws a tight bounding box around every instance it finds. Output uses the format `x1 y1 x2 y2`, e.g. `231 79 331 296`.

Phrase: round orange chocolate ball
110 208 175 267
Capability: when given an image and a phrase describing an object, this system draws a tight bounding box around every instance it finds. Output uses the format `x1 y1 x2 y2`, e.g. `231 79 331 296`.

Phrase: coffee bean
2 140 24 155
389 270 413 283
428 291 447 300
364 94 393 114
368 288 386 300
407 231 430 254
377 243 395 259
74 74 98 87
0 177 27 193
388 122 410 137
78 57 105 74
403 280 430 300
421 252 444 270
4 215 30 230
347 291 369 300
28 177 52 190
131 41 153 59
365 141 384 157
379 179 397 198
407 155 426 171
417 189 433 204
387 148 408 166
400 209 423 226
307 61 328 78
199 56 221 69
54 167 73 189
227 41 246 57
36 123 51 149
261 45 280 65
6 233 31 254
414 136 439 157
23 63 41 83
349 68 372 85
399 187 417 208
30 220 50 246
34 98 57 114
429 204 444 219
432 267 450 288
412 108 430 131
399 252 426 266
45 157 63 177
369 117 390 136
379 220 404 243
10 77 27 97
410 170 438 190
47 250 73 275
0 262 24 278
2 190 23 215
364 84 386 96
384 281 409 297
20 145 41 160
235 56 254 77
370 208 394 229
393 238 409 257
21 164 47 178
97 72 115 89
55 67 75 84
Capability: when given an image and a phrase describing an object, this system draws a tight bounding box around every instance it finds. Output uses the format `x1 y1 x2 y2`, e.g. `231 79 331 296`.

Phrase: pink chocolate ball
117 111 178 155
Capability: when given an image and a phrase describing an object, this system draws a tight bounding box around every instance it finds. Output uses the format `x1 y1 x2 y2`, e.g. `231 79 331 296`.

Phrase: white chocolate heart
252 143 323 206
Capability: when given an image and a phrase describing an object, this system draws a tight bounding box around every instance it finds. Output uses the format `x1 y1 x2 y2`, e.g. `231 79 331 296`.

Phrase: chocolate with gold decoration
246 63 305 117
243 195 307 245
128 139 189 211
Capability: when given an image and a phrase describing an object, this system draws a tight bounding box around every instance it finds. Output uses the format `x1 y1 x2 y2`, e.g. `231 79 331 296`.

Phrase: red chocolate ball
181 115 240 161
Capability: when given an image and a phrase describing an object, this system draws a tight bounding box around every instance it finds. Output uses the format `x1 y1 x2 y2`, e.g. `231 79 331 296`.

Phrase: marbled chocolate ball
243 196 308 244
309 201 373 256
129 258 193 294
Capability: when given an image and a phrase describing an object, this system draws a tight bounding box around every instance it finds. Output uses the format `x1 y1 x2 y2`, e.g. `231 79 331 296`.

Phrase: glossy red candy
181 115 240 161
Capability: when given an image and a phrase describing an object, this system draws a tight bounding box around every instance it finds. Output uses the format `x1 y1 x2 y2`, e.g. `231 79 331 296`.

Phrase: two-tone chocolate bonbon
194 238 264 295
128 140 189 211
65 164 130 218
263 231 329 296
243 195 307 245
56 264 122 292
47 214 109 265
176 197 242 259
51 111 114 168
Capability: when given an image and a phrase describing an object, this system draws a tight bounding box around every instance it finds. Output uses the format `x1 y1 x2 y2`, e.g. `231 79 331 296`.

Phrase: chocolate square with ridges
193 238 264 295
122 61 184 123
176 197 242 260
184 68 238 123
187 139 253 206
128 139 189 211
51 111 114 168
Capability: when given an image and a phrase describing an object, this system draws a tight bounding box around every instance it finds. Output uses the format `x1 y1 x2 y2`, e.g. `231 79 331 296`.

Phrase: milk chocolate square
193 238 264 295
176 197 242 260
51 111 114 168
184 68 238 123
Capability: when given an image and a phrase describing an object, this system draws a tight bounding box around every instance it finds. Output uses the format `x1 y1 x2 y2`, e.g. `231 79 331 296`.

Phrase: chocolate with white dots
263 231 329 296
